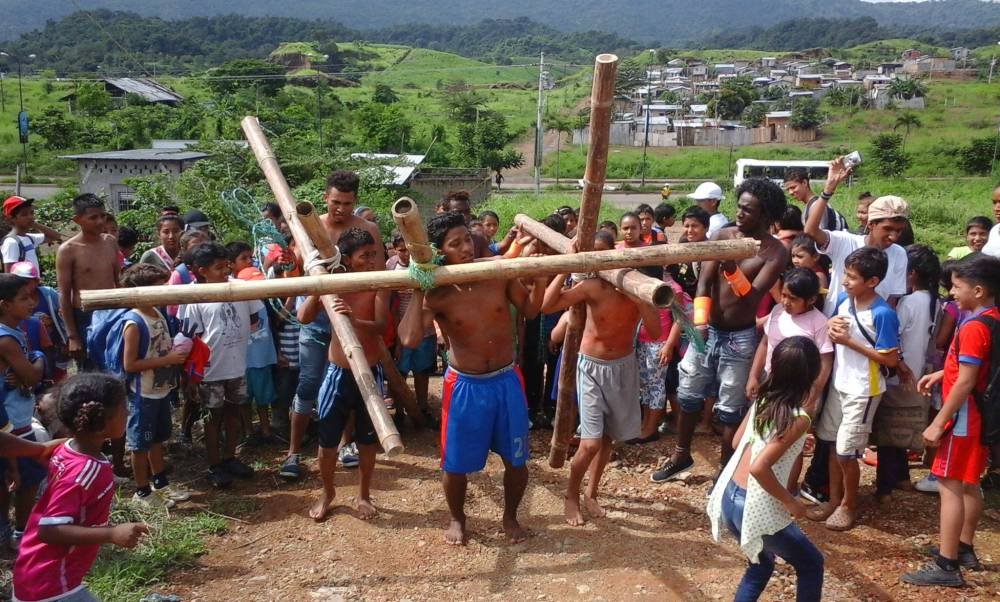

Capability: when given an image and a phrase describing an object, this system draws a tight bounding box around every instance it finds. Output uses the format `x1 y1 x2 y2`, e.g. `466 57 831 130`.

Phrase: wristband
503 239 523 259
820 191 833 200
507 229 517 238
724 266 752 297
693 296 711 326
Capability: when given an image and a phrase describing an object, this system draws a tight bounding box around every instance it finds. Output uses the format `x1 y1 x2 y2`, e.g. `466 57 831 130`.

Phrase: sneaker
914 474 940 493
650 456 694 483
901 561 964 587
222 457 255 479
208 465 233 489
924 546 982 570
800 482 830 505
279 454 301 480
339 443 360 468
11 529 23 553
133 491 175 510
153 483 191 504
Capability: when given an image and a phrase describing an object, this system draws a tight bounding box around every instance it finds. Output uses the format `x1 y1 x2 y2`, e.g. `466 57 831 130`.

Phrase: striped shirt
278 321 300 369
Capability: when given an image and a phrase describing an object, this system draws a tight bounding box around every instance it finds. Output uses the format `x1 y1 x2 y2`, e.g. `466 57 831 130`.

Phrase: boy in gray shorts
541 261 661 527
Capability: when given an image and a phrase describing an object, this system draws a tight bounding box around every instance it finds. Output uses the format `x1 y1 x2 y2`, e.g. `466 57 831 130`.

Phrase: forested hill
1 12 642 75
694 16 1000 51
4 0 1000 43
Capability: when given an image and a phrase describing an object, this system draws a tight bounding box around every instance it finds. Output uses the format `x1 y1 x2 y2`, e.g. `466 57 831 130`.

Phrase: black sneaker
278 454 301 480
924 546 983 570
208 465 233 489
222 457 255 479
650 456 694 483
244 433 264 448
799 481 830 505
901 561 964 587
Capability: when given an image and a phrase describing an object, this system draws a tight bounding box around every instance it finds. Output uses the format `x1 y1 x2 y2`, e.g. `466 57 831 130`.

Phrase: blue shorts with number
440 364 529 474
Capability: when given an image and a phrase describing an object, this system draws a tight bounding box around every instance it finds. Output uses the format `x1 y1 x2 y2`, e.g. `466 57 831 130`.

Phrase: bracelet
820 191 833 200
724 266 752 297
693 296 711 326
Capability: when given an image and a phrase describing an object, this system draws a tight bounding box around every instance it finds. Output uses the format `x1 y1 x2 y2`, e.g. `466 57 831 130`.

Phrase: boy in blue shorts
119 263 191 509
303 228 390 522
399 211 547 546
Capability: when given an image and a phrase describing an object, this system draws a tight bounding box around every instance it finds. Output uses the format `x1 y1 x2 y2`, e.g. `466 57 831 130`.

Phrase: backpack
954 314 1000 445
0 234 27 273
807 196 849 232
174 263 192 285
87 309 150 379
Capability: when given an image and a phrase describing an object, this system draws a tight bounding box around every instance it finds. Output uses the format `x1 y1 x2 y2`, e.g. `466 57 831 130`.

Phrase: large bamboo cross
79 54 760 466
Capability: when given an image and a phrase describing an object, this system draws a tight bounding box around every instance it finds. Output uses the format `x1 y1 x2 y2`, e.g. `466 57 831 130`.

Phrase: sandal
824 506 858 531
805 502 837 522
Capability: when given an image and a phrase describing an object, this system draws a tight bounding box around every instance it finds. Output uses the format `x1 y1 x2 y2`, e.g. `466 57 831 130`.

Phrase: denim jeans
720 480 824 602
293 334 330 414
677 325 758 424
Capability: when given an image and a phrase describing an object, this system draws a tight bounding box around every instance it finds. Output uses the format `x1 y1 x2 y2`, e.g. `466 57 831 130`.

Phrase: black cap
182 208 211 229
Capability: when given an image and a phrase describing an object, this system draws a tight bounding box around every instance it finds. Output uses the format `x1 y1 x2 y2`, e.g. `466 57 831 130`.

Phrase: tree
372 83 399 105
442 90 487 123
893 112 922 149
453 114 524 180
789 98 821 130
707 88 747 120
545 115 573 184
887 77 929 100
208 59 286 98
353 101 412 153
740 103 767 128
74 81 112 119
869 133 911 177
615 61 647 97
658 90 684 104
958 136 999 175
32 108 80 149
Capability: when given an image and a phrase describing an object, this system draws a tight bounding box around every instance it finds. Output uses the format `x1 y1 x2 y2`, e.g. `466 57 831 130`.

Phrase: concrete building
62 78 184 109
951 47 970 59
60 148 208 213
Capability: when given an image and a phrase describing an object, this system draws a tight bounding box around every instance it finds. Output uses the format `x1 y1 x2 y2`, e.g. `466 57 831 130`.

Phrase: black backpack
955 315 1000 445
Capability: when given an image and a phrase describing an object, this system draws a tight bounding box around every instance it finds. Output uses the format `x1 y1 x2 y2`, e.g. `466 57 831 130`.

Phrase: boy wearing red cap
2 196 62 276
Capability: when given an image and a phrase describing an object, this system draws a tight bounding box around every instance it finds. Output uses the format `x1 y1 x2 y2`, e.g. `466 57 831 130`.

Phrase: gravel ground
162 376 1000 602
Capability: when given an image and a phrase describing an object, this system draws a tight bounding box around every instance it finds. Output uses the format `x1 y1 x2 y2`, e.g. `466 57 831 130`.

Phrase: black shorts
316 363 382 449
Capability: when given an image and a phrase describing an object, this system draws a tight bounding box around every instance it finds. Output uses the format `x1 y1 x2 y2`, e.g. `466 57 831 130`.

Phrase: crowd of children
2 164 1000 601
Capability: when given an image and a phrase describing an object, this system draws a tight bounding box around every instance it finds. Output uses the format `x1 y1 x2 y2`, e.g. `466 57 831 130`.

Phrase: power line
68 0 153 77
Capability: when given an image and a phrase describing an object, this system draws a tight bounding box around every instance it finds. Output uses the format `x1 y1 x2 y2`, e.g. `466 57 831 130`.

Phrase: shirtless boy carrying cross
399 211 547 545
540 234 661 526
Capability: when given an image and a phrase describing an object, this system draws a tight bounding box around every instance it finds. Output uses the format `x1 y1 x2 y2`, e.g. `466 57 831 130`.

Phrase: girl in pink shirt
13 374 147 602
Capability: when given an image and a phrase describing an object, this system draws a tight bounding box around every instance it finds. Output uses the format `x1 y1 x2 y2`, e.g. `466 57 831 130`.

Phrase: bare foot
309 490 336 521
564 496 586 526
357 498 379 520
444 518 467 545
504 517 528 544
583 495 606 519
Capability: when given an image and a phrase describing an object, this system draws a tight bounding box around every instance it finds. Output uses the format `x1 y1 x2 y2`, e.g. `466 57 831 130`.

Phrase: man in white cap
687 182 729 236
803 157 908 316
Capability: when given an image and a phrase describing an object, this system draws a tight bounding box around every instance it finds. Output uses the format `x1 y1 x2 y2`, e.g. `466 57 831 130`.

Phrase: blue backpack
87 309 150 380
175 263 192 285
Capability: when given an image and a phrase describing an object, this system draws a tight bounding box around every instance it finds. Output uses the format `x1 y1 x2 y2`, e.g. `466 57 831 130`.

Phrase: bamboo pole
241 116 403 457
81 240 757 309
377 339 425 427
514 214 674 308
391 197 433 264
549 53 618 469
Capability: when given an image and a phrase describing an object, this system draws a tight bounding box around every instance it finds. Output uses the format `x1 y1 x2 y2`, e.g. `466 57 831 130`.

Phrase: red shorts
931 433 989 485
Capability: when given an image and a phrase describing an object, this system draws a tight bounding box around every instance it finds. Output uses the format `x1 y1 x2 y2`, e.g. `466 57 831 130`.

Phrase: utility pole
534 52 544 195
640 49 654 187
990 42 1000 85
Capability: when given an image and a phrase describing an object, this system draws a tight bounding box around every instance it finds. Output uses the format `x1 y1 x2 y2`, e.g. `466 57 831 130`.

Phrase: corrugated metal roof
766 111 792 118
59 149 208 161
105 78 184 103
349 153 426 187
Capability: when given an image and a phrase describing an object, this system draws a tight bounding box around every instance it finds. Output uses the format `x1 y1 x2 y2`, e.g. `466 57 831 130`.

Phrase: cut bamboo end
381 435 404 458
391 197 416 219
652 285 675 307
296 201 315 217
596 53 619 64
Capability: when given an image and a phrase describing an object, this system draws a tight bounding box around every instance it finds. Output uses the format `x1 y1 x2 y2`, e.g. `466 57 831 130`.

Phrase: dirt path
507 94 590 182
163 375 1000 602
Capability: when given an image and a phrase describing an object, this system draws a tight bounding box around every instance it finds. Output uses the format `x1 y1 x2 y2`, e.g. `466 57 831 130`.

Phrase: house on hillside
950 47 970 60
863 75 892 90
764 111 791 128
762 57 778 69
903 56 957 74
62 78 184 109
879 63 904 75
795 74 822 88
902 49 923 60
60 147 207 213
714 64 736 76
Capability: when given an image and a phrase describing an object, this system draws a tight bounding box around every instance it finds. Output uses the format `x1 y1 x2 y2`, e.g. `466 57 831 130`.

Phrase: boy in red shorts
903 253 1000 587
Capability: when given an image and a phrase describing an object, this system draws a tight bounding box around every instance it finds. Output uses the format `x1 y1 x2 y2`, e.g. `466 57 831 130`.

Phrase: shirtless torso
56 232 120 307
325 289 388 368
320 213 385 267
701 226 788 331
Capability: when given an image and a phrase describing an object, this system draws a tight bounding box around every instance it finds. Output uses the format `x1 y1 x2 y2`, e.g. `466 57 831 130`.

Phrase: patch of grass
87 495 227 602
209 494 261 517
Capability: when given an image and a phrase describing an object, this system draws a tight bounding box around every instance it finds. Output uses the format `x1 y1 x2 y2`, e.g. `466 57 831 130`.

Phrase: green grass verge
85 494 227 602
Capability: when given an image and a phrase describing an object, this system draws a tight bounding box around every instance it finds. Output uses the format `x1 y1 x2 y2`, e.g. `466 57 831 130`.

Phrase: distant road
0 183 61 199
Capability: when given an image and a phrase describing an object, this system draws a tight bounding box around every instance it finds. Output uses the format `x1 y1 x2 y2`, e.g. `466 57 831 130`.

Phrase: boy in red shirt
903 253 1000 587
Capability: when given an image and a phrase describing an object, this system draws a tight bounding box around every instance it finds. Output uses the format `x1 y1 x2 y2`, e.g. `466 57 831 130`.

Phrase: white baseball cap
687 182 724 202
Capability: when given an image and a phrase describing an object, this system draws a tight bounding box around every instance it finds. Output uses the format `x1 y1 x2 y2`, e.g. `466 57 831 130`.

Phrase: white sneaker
914 474 939 493
154 483 191 503
339 442 360 468
133 492 175 509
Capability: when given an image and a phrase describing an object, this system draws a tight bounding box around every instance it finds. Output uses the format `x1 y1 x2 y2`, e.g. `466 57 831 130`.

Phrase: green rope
671 299 706 353
406 244 445 290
